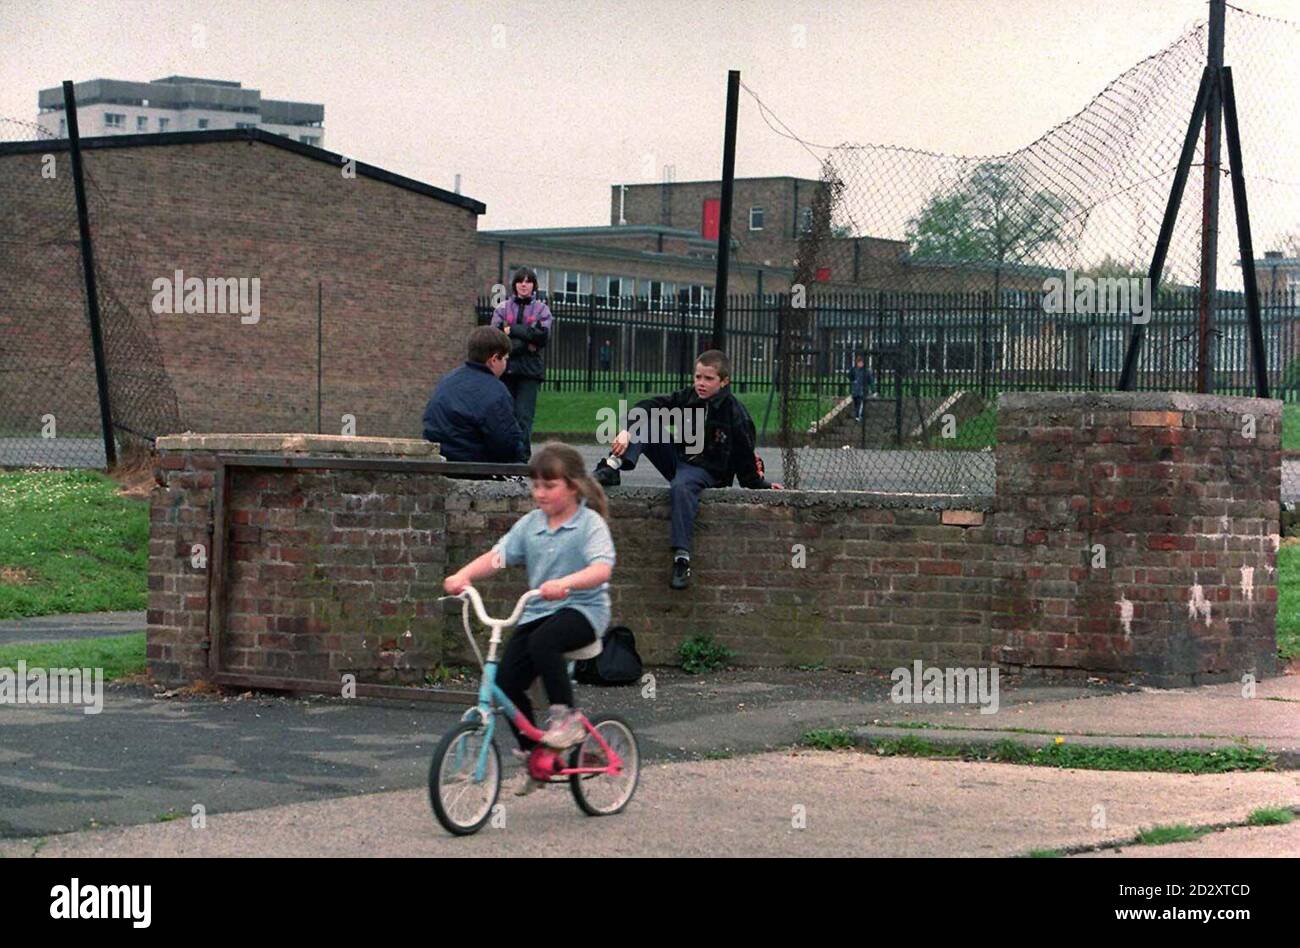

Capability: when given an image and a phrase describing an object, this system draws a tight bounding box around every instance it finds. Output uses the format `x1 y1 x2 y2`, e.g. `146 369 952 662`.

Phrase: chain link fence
0 117 182 469
752 5 1300 494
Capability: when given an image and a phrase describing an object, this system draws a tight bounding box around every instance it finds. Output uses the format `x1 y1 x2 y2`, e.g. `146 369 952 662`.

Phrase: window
684 284 712 313
158 117 169 131
236 122 256 129
552 271 590 305
104 113 125 129
642 280 676 312
136 116 148 131
299 135 319 146
799 207 814 234
197 119 209 129
749 206 764 230
599 276 632 309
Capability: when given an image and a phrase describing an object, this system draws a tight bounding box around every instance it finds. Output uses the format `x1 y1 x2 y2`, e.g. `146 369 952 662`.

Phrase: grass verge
801 729 1276 773
0 632 147 682
0 470 149 619
1135 824 1210 845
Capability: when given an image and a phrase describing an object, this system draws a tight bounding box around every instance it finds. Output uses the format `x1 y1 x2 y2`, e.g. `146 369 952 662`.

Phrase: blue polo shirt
492 501 615 635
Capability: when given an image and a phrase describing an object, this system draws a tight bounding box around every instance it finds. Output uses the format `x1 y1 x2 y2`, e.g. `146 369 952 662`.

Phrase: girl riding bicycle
442 442 615 792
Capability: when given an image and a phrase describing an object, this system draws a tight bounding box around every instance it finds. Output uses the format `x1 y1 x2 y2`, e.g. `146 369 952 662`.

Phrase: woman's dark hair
527 442 609 520
511 267 539 297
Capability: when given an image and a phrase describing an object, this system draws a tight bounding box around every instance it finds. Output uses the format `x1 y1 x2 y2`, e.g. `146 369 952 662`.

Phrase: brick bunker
147 392 1280 690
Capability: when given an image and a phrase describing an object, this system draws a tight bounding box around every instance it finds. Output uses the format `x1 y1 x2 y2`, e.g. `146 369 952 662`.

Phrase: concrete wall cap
996 391 1281 415
155 432 442 457
445 480 993 511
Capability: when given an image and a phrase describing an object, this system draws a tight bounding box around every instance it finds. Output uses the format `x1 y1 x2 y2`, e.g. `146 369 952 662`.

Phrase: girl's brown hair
527 442 609 520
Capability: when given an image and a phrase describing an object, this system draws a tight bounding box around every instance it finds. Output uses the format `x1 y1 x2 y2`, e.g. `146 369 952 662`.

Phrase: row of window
89 113 318 145
509 266 713 312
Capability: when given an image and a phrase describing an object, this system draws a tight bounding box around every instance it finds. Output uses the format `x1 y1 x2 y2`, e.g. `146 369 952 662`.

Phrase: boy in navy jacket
422 327 526 464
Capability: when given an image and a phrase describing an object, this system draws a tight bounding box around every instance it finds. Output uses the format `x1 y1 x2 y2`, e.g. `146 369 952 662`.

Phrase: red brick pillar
993 393 1280 685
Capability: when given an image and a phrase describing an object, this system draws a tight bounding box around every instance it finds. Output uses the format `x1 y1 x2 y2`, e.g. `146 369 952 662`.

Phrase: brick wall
0 136 481 441
992 392 1280 683
616 178 816 268
148 392 1281 690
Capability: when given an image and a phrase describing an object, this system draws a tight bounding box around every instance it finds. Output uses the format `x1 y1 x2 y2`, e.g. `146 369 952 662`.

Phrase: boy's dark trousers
504 375 540 457
852 395 863 419
618 438 715 551
497 608 596 751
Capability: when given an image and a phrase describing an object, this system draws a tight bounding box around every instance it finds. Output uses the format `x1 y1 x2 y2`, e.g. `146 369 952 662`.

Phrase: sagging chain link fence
757 5 1300 494
0 117 182 469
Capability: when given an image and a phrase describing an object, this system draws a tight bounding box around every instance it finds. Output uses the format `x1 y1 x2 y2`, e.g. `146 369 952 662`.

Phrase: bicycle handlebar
454 584 540 628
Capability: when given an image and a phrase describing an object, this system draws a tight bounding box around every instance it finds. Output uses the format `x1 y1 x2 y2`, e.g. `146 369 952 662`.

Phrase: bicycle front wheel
569 714 640 817
429 721 501 836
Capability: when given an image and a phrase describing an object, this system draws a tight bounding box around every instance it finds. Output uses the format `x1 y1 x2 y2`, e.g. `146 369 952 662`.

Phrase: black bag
574 625 643 686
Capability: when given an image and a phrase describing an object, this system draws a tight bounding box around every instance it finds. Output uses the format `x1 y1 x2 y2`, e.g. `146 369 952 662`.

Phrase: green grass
678 634 735 675
1246 807 1295 826
863 737 1274 773
800 728 857 750
0 470 150 619
1135 824 1210 846
1285 404 1300 451
1277 544 1300 660
1025 849 1064 858
530 388 821 437
0 632 147 681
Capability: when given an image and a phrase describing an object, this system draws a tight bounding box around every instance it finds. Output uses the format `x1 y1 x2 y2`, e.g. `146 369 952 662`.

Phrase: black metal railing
475 287 1300 401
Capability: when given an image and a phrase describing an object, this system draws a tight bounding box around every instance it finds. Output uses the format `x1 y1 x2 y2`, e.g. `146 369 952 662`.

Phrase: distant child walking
848 353 874 422
443 442 615 794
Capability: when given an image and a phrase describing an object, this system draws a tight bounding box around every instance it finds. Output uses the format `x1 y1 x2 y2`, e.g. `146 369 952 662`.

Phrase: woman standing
491 267 553 457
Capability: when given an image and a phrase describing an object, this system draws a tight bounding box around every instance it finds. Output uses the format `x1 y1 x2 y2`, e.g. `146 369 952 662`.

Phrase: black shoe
670 556 691 590
593 459 621 487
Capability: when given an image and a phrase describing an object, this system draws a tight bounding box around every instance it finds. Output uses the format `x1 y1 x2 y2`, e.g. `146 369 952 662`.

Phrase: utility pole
1197 0 1226 393
712 69 740 349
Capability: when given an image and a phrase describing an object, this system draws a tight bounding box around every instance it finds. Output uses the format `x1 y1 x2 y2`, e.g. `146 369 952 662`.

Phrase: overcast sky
4 0 1298 231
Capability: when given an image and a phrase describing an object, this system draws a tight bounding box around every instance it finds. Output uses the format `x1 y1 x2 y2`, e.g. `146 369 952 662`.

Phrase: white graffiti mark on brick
1187 583 1212 626
1117 596 1134 636
1240 566 1254 603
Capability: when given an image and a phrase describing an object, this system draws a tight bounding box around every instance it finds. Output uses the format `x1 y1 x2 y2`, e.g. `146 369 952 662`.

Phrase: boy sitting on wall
592 349 782 589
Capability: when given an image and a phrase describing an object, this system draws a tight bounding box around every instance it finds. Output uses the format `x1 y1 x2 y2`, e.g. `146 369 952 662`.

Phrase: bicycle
428 584 640 836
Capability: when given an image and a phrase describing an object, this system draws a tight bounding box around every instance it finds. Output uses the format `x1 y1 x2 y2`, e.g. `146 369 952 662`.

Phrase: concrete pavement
0 752 1295 858
0 611 146 646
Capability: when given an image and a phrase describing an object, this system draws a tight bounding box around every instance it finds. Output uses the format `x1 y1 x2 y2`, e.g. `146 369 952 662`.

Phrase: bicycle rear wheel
569 714 639 817
429 721 500 835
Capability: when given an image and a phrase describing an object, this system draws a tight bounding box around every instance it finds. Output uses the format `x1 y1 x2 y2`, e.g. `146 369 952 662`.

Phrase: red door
702 198 721 240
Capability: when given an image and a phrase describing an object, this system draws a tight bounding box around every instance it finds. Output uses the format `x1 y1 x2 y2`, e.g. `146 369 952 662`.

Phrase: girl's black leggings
496 608 596 750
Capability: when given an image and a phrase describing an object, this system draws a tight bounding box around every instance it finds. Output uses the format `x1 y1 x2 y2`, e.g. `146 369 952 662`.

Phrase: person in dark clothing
848 353 873 422
422 326 526 464
591 349 783 589
599 339 613 372
490 267 553 457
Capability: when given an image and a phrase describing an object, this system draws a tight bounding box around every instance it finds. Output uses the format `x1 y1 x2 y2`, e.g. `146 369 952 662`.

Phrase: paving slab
0 752 1295 858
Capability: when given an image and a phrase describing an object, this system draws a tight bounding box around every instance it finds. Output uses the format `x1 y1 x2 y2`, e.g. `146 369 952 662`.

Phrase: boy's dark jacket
421 362 526 463
633 386 771 489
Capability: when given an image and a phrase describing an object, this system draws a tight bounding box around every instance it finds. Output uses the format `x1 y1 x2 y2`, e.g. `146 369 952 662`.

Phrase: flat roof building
36 76 325 147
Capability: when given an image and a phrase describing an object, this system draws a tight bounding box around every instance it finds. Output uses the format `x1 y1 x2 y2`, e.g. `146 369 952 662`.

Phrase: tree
905 161 1074 267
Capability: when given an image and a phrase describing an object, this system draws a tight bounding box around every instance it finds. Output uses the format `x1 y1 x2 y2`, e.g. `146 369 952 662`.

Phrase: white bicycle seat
564 639 603 662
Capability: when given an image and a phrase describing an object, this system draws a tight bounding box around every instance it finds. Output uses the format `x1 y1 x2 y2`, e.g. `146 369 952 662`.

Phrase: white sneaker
541 706 587 749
